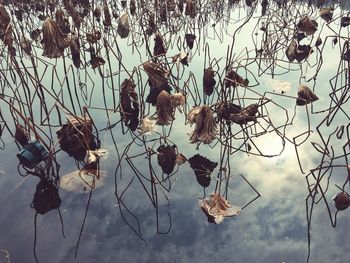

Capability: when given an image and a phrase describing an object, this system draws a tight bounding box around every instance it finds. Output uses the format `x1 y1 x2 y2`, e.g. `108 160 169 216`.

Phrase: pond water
1 0 350 262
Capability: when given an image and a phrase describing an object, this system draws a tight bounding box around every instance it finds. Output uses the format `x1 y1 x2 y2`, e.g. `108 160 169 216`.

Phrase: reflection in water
0 0 350 262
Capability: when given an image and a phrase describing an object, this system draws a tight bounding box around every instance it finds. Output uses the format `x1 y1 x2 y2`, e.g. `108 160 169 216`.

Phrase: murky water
1 0 350 262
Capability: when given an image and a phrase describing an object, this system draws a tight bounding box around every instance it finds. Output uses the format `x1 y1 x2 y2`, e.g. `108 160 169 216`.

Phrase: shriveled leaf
140 117 157 135
333 192 350 211
199 194 240 224
296 85 318 106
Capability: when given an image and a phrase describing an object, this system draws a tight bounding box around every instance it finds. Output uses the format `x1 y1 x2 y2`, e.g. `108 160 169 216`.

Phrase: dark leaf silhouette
188 154 217 187
157 145 177 175
296 85 318 106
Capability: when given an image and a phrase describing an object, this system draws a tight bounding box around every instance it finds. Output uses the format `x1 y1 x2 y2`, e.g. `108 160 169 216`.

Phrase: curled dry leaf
229 104 259 125
57 115 93 156
175 153 187 166
170 92 186 112
286 40 297 62
172 52 188 66
140 117 157 134
296 85 318 106
188 154 217 188
187 106 202 124
157 145 177 175
117 13 130 38
297 16 318 36
185 0 196 18
15 124 30 146
120 79 139 131
333 192 350 211
225 69 249 88
190 105 217 144
199 194 240 224
215 101 241 121
185 33 196 49
320 8 333 23
154 32 167 56
203 67 216 96
42 18 71 58
156 90 174 125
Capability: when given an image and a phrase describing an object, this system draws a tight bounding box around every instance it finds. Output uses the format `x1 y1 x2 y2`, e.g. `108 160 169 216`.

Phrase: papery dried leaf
170 93 186 109
215 101 241 121
320 8 333 23
175 153 187 166
297 16 318 35
118 13 130 38
156 90 174 125
225 69 249 88
185 33 196 49
190 105 217 144
57 116 93 158
286 40 297 62
315 37 322 47
15 124 30 146
229 104 258 125
154 32 167 56
20 37 32 56
42 18 71 58
103 2 112 27
296 85 318 106
140 117 157 134
341 17 350 27
200 194 240 224
295 44 313 62
143 62 171 104
86 30 101 44
86 149 108 165
203 67 216 96
187 106 202 124
333 192 350 211
120 79 139 131
172 52 188 66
